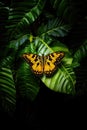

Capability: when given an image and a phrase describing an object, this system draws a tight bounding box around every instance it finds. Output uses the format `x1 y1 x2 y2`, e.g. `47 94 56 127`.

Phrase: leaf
37 18 71 37
50 0 79 24
24 37 76 95
6 0 46 39
50 0 69 18
41 64 76 95
18 0 46 26
0 64 16 114
16 62 40 101
72 40 87 68
8 34 30 51
57 0 68 16
50 0 61 9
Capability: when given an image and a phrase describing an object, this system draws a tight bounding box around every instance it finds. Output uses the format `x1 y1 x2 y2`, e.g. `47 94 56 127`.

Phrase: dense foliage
0 0 87 124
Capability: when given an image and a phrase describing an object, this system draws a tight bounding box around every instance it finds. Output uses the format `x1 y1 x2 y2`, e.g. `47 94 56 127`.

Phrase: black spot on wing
46 55 52 61
37 62 40 66
47 62 50 65
34 58 38 62
32 54 36 58
49 56 52 61
51 53 54 57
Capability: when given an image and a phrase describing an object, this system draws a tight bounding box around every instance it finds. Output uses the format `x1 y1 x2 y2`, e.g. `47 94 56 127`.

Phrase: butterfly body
22 52 64 76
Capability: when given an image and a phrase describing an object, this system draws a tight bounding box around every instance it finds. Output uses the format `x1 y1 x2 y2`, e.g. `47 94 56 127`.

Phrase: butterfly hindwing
22 53 43 76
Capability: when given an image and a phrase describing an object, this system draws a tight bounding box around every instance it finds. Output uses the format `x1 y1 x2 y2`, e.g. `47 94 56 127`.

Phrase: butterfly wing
22 53 43 76
43 52 64 76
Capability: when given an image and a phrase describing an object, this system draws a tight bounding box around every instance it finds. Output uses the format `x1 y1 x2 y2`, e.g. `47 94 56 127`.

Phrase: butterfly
22 52 65 76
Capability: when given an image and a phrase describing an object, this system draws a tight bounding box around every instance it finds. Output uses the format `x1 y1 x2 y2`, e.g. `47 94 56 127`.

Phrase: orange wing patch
22 52 64 76
22 53 43 75
44 52 65 76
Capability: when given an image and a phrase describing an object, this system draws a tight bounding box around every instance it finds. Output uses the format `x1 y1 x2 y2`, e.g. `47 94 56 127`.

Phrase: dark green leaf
42 64 76 95
6 0 46 39
38 18 71 37
0 65 16 114
24 38 76 95
73 40 87 68
16 62 40 101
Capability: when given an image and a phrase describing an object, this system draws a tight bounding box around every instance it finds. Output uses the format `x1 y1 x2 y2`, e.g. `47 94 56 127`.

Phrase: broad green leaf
19 0 46 26
26 37 76 95
0 66 16 114
72 40 87 68
33 37 71 56
50 0 68 17
16 62 40 101
37 18 71 37
41 64 76 95
7 0 46 39
8 34 30 51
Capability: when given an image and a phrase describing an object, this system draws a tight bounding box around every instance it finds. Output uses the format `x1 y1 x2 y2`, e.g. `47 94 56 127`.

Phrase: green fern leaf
73 40 87 68
0 64 16 114
24 38 76 95
41 64 76 95
6 0 46 39
16 62 40 101
8 34 29 51
38 19 71 37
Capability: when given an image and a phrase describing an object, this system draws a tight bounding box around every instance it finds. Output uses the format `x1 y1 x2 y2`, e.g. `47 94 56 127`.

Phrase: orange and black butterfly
22 52 65 76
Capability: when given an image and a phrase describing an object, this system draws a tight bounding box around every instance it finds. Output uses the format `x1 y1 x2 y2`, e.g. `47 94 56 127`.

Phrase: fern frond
0 58 16 114
37 18 71 37
22 38 76 95
16 62 40 101
6 0 46 40
42 64 76 95
72 40 87 68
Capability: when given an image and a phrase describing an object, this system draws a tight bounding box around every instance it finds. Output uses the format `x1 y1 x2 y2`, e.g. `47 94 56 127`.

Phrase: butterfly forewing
22 53 43 76
22 53 36 64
